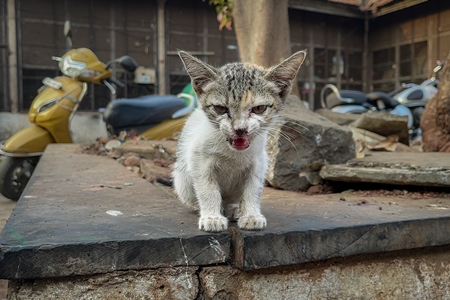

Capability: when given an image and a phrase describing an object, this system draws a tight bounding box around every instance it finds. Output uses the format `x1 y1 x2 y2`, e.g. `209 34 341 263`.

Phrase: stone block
320 152 450 187
350 112 409 145
266 96 355 191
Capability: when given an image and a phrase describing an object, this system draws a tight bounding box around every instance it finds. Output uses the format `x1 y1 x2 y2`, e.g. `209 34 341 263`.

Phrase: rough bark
233 0 300 97
421 51 450 152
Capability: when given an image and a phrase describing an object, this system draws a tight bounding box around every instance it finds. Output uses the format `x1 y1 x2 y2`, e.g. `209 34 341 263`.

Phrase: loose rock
266 96 355 191
350 112 409 145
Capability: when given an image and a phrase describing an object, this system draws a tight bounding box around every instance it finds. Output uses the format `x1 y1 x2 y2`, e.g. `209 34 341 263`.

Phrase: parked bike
320 62 442 138
387 62 442 129
0 21 195 200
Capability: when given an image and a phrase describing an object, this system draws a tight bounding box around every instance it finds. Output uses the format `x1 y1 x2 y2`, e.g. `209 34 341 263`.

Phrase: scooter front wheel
0 156 39 201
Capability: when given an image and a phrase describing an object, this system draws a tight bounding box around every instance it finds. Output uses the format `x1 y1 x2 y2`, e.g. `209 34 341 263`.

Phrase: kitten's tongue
232 138 249 150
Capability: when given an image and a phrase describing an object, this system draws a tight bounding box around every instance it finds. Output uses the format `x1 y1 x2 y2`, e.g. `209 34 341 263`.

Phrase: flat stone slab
0 144 229 279
232 189 450 269
320 152 450 187
1 145 449 279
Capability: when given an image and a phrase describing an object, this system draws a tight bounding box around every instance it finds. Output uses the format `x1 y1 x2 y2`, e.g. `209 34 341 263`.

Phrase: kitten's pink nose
235 128 247 137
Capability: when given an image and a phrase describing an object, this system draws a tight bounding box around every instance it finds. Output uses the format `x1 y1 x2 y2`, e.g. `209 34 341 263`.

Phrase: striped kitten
173 51 306 232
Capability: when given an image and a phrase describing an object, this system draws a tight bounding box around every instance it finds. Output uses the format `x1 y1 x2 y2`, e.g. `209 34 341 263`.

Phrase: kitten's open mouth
228 137 250 150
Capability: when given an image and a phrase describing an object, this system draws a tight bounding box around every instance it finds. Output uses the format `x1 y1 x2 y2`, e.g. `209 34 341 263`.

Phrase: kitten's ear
265 50 307 99
179 51 218 95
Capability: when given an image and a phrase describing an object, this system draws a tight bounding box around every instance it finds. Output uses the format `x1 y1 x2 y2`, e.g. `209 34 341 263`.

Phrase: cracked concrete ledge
7 246 450 299
231 217 450 270
1 145 450 286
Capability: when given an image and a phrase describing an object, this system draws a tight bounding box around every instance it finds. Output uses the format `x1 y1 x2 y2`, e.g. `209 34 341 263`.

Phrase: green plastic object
180 83 197 108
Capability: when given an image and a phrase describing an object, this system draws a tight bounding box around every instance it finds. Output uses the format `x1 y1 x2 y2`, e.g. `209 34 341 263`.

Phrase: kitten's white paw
238 214 267 230
199 215 228 232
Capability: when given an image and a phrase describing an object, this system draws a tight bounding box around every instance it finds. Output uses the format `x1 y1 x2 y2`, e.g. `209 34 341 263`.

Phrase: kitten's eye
252 105 267 114
213 105 228 114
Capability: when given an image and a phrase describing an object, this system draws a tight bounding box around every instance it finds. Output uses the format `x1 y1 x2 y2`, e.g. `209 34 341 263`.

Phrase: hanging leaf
209 0 234 31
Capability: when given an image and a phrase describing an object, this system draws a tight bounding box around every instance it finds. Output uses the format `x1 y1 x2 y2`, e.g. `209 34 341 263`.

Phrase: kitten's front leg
238 173 267 230
193 179 228 232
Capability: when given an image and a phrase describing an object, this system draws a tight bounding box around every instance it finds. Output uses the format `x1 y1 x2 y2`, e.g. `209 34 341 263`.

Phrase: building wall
289 8 364 108
0 0 7 111
369 0 450 92
1 0 450 114
0 0 240 113
15 0 159 112
165 0 239 96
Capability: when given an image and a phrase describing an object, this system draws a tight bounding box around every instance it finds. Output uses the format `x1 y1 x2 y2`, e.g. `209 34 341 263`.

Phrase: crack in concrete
208 237 226 262
179 238 193 289
324 226 375 259
186 237 227 263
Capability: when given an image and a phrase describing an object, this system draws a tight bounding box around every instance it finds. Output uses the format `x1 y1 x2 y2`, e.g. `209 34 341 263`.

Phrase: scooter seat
103 95 186 130
366 92 400 109
326 90 367 109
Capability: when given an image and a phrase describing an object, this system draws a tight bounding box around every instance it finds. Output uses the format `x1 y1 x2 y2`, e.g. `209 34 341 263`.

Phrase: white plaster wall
0 112 108 144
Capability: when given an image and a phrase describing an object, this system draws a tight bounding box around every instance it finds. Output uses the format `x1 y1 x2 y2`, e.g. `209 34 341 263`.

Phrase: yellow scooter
0 22 194 200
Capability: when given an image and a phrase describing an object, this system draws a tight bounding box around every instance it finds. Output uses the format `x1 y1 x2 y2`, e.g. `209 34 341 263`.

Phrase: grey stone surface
1 145 450 283
349 112 409 145
320 152 450 187
266 96 355 191
231 188 450 270
0 145 229 279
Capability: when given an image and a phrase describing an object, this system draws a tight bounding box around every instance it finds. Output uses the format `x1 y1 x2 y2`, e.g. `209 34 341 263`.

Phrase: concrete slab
320 152 450 187
231 189 450 269
0 194 15 300
0 145 449 279
0 145 229 279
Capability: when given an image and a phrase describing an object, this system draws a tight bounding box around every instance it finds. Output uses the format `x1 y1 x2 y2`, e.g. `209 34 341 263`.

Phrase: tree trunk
421 51 450 152
233 0 300 97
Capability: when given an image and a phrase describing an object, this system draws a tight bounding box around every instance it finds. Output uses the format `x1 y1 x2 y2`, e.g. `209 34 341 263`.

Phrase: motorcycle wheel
0 156 39 201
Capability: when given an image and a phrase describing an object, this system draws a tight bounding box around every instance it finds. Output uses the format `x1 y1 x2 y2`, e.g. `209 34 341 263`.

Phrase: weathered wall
0 112 108 144
8 267 199 300
200 248 450 299
7 247 450 299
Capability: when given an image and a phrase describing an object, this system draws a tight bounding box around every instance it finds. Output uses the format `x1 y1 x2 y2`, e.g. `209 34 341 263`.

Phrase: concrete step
1 145 450 279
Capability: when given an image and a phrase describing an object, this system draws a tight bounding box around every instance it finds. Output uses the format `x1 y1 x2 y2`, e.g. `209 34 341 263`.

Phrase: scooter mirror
64 20 73 49
64 21 72 38
117 56 138 73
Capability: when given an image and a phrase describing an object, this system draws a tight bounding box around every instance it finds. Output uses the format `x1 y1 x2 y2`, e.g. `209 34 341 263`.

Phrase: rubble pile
82 105 449 194
83 131 176 186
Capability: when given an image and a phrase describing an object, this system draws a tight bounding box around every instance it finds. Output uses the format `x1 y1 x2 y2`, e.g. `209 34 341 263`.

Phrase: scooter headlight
59 56 87 77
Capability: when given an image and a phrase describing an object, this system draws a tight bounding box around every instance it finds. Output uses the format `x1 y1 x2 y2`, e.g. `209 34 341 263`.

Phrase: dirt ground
0 194 16 300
